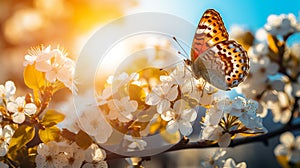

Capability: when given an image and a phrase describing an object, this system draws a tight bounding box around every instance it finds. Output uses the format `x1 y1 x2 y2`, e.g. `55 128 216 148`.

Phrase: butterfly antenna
159 60 184 71
172 36 189 58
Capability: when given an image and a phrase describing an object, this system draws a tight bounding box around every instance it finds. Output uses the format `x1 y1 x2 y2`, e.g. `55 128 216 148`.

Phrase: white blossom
145 83 178 114
230 97 257 127
268 92 292 124
76 106 112 144
65 143 85 168
0 125 14 156
84 143 106 163
165 99 197 136
0 81 16 102
204 97 231 126
224 158 247 168
107 96 138 122
24 45 76 91
274 132 300 163
7 96 37 124
265 13 300 37
200 125 231 147
97 73 139 106
201 149 227 168
160 63 192 86
124 135 147 151
0 162 9 168
23 45 53 68
35 142 68 168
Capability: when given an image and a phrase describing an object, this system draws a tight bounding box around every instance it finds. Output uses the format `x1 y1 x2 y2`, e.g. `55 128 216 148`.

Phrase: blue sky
133 0 300 32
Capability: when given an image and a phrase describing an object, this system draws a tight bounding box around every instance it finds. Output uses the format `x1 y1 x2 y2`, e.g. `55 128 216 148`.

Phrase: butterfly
184 9 249 91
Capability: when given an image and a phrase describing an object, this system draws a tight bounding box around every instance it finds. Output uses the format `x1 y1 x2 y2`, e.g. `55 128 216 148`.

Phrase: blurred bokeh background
0 0 299 167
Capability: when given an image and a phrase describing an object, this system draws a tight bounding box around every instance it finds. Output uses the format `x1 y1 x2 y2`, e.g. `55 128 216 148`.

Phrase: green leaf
41 109 65 127
75 130 93 149
23 64 45 90
8 125 35 152
39 126 61 143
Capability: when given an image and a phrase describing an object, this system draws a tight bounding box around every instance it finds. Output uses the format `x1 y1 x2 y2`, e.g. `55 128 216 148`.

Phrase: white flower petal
181 109 197 122
24 103 37 115
3 125 14 140
173 99 186 114
166 120 179 134
0 143 8 156
145 92 161 105
35 60 52 72
5 81 16 95
166 85 178 101
179 122 193 136
224 158 236 167
218 133 231 147
85 144 106 162
157 99 170 114
12 112 26 124
7 102 18 113
15 97 25 106
236 162 247 168
201 125 223 141
101 87 113 99
0 162 9 168
46 70 57 83
24 55 36 66
280 132 295 146
161 110 174 121
127 100 138 113
232 97 246 110
206 108 224 126
274 144 287 156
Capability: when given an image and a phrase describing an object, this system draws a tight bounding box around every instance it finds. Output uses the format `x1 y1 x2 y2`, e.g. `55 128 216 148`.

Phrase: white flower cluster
0 81 37 124
64 90 113 144
144 64 219 136
274 132 300 164
265 13 300 37
97 60 266 152
96 64 208 151
200 96 266 147
238 43 293 124
0 125 14 157
24 45 76 91
36 141 107 168
124 135 147 151
75 106 113 144
201 149 247 168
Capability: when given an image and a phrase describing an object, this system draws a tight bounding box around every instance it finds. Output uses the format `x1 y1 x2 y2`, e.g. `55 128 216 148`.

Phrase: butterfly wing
191 9 229 62
191 40 249 90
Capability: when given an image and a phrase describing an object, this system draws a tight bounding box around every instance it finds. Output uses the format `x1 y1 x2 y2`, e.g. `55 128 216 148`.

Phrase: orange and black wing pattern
191 9 229 61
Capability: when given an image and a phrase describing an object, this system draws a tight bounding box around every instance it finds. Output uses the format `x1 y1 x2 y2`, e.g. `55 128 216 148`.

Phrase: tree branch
105 122 300 160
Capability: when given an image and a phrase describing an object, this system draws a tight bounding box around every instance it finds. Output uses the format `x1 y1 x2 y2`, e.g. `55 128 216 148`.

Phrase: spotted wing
191 40 249 90
191 9 229 62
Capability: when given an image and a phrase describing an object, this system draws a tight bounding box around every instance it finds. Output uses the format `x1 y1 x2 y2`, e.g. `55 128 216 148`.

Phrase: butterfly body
188 9 249 90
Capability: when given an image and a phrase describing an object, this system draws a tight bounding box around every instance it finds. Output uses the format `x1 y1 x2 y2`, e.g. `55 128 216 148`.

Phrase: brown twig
105 122 300 160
